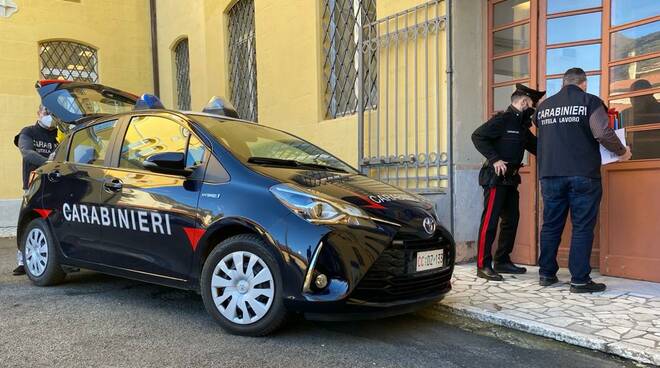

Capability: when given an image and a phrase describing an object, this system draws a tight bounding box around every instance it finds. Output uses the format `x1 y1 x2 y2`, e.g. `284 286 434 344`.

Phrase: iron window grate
323 0 377 119
39 40 98 83
174 39 192 110
228 0 258 122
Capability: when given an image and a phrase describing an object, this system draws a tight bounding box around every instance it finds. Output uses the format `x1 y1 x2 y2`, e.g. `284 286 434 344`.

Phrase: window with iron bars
322 0 377 119
228 0 258 122
174 38 192 110
39 40 98 83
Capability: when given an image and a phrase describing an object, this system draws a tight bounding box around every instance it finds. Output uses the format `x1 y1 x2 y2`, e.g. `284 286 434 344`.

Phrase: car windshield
53 87 135 116
192 115 357 173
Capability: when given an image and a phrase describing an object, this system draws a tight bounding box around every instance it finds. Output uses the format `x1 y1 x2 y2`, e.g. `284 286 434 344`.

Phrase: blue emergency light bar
202 96 240 119
134 94 165 110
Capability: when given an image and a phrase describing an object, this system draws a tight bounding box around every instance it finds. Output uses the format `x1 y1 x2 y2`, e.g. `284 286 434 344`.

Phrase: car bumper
287 281 451 321
278 218 456 319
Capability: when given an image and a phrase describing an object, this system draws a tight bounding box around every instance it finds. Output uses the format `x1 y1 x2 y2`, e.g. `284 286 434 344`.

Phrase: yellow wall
0 0 153 199
0 0 447 199
155 0 447 174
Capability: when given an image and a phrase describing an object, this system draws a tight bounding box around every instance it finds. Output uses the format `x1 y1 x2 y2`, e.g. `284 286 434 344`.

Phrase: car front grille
349 234 454 304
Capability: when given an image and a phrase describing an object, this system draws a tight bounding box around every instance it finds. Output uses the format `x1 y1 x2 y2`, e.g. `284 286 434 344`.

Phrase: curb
435 303 660 366
0 227 16 238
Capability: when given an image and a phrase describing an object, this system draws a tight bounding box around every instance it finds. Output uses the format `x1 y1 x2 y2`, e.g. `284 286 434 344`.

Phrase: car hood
253 166 439 238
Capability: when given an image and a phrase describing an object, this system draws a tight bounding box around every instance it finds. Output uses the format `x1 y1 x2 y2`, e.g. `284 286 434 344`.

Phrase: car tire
201 234 287 336
21 218 66 286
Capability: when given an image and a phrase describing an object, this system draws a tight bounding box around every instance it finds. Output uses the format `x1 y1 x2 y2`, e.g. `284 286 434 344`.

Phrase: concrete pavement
439 264 660 365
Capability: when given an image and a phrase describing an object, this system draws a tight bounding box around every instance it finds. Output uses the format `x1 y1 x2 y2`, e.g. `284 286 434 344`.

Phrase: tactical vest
536 85 604 179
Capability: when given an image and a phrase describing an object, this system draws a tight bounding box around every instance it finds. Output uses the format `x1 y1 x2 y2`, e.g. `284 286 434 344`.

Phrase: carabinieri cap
515 83 546 105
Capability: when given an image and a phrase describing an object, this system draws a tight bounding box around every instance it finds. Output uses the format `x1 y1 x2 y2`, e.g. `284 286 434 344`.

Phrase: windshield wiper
247 157 347 173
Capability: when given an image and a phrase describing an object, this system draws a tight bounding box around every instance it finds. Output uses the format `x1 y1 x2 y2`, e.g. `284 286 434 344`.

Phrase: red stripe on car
34 209 52 219
359 195 386 209
37 80 72 87
183 227 206 251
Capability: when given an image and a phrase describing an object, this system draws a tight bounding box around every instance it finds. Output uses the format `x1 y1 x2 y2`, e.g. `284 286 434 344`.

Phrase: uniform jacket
16 122 58 189
535 85 626 179
472 106 537 188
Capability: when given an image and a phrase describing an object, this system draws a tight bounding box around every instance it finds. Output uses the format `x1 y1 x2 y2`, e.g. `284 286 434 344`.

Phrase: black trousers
476 185 520 269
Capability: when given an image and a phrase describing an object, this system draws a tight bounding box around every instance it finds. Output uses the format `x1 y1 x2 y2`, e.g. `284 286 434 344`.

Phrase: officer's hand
493 160 507 176
618 146 632 161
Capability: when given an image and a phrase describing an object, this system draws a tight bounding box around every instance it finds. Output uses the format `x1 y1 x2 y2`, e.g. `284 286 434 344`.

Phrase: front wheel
22 218 66 286
200 234 287 336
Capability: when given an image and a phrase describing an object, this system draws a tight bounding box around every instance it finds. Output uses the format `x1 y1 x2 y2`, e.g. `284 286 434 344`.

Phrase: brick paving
437 264 660 365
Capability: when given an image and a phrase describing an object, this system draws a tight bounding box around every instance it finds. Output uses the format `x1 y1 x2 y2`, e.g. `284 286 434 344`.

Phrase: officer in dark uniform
471 84 545 281
536 68 630 293
12 104 59 275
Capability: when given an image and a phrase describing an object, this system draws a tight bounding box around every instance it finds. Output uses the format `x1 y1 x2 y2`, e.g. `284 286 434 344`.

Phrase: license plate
415 249 444 272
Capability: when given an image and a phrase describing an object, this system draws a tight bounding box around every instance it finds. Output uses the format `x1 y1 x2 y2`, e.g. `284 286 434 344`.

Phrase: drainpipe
446 0 454 234
357 7 365 172
149 0 160 97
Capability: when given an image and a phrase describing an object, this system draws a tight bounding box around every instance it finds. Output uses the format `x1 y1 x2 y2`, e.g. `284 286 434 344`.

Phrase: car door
42 119 120 262
99 114 204 281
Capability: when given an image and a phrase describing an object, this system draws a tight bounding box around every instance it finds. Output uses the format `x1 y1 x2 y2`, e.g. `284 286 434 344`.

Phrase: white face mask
39 114 54 129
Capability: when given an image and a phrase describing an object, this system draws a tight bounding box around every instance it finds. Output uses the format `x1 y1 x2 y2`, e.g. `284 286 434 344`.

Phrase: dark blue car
18 80 455 336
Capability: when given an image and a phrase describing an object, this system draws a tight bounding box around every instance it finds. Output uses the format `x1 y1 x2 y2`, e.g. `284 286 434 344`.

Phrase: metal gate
358 0 450 195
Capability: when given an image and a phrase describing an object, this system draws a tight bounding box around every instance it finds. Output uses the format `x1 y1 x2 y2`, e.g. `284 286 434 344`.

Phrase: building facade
0 0 657 282
0 0 154 234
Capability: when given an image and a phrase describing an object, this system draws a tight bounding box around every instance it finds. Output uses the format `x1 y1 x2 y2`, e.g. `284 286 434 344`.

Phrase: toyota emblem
423 217 436 235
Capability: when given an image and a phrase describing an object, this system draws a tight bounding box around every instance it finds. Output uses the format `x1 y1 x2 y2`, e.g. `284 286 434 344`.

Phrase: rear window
68 119 118 166
52 87 135 116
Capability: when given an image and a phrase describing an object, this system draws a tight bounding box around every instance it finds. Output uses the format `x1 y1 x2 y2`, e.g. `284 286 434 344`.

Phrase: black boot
494 262 527 274
539 275 559 286
570 280 606 293
477 266 503 281
12 265 25 276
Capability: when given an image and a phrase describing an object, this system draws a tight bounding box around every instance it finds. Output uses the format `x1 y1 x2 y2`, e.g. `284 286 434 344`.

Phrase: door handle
47 170 61 182
103 178 123 192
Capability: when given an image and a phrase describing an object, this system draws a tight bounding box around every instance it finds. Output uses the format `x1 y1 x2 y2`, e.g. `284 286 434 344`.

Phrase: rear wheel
201 234 287 336
22 218 66 286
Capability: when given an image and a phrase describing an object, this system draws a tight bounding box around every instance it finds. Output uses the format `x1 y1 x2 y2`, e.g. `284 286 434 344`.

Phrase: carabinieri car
18 80 455 336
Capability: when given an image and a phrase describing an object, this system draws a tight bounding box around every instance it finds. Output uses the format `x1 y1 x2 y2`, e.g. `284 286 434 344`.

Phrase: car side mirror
143 152 193 177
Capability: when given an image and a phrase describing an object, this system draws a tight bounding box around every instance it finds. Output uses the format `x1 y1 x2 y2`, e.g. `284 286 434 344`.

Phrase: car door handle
47 170 61 182
103 178 123 192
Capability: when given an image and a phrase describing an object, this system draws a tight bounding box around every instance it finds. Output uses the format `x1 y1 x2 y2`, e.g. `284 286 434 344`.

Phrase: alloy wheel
210 251 275 325
25 228 48 277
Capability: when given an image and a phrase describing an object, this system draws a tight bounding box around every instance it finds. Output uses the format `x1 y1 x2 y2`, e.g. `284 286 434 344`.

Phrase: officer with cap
471 84 545 281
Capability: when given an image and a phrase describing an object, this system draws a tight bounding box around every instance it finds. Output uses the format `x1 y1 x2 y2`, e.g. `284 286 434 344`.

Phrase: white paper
600 128 626 165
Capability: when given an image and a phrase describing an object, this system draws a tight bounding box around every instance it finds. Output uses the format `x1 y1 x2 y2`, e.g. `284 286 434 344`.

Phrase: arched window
39 40 98 82
228 0 258 122
173 38 192 110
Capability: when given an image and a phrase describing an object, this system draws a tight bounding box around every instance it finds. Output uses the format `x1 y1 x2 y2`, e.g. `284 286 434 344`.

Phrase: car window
187 134 206 168
204 154 230 183
119 116 207 172
68 119 118 165
53 87 135 116
52 138 68 162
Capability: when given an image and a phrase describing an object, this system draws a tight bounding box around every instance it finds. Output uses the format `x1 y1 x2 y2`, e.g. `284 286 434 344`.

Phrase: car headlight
270 184 375 228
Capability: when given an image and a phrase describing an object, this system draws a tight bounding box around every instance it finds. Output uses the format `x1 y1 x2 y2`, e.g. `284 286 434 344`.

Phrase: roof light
134 94 165 110
202 96 239 119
